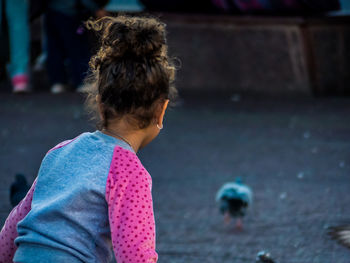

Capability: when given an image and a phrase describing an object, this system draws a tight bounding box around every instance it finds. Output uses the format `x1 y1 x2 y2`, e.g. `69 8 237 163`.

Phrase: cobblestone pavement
0 93 349 262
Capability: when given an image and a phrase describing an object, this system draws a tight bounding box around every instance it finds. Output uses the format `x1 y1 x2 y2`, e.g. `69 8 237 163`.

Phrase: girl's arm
0 178 37 262
106 147 158 263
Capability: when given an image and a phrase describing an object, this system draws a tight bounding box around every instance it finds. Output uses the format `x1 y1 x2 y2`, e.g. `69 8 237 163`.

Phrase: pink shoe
12 75 30 93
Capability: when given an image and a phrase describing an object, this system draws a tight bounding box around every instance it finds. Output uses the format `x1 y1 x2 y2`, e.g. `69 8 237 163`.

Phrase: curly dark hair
84 15 177 129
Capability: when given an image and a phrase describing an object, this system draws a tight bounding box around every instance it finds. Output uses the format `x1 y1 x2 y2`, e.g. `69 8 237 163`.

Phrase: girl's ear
157 99 169 128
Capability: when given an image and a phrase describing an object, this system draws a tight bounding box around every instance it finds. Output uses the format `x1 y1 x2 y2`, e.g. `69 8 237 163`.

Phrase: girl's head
85 15 176 146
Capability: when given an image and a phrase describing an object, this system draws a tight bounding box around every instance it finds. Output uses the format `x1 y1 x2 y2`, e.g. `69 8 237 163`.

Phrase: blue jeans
0 0 29 77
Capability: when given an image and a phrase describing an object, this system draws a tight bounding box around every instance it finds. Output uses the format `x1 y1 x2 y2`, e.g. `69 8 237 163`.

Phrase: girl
0 15 176 262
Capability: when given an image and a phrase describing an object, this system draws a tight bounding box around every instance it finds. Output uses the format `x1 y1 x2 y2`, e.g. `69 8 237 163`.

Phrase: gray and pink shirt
0 131 158 263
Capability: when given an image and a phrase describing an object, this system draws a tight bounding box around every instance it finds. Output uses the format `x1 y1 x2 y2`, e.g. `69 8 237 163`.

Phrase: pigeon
256 251 276 263
216 178 253 229
10 174 30 207
328 224 350 249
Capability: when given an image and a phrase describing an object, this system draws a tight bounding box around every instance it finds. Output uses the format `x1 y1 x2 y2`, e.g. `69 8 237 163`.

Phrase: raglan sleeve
105 147 158 263
0 178 37 262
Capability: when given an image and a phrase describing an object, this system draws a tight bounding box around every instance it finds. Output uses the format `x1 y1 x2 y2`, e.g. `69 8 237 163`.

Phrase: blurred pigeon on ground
216 178 253 229
10 174 29 207
328 225 350 249
256 251 276 263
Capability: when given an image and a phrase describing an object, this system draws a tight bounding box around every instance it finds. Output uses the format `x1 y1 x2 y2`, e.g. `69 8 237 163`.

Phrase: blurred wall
163 14 350 96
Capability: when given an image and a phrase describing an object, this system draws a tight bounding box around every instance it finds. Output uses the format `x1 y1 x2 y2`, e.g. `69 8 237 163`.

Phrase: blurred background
1 0 350 262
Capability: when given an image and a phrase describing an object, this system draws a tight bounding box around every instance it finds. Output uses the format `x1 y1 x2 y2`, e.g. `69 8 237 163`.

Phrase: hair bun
87 16 166 60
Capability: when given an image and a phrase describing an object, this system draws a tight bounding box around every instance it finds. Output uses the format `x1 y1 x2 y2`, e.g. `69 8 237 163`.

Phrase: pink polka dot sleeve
0 178 37 262
106 146 158 263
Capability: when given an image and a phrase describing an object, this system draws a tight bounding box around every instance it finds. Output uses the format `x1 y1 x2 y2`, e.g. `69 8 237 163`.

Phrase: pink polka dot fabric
0 179 37 262
106 146 158 263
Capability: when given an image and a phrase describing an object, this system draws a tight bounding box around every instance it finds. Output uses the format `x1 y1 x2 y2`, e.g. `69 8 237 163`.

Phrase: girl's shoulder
46 131 134 155
46 138 79 154
45 132 90 155
108 145 152 187
111 145 144 173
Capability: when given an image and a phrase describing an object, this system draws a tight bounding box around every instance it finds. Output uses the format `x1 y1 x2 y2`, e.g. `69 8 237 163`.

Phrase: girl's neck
102 123 143 153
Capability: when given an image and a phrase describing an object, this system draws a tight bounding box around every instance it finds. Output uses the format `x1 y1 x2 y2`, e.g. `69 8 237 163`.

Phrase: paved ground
0 91 349 262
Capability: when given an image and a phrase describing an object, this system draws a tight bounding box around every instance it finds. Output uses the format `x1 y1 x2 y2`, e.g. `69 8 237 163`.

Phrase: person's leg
340 0 350 10
33 16 48 72
44 9 68 93
0 0 2 33
5 0 30 92
0 0 10 81
56 13 90 89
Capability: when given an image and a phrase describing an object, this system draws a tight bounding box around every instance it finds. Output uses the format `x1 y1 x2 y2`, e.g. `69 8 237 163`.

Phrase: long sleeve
0 178 37 262
105 147 158 263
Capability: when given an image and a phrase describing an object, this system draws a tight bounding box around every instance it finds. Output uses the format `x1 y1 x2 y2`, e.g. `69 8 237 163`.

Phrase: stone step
161 13 350 96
